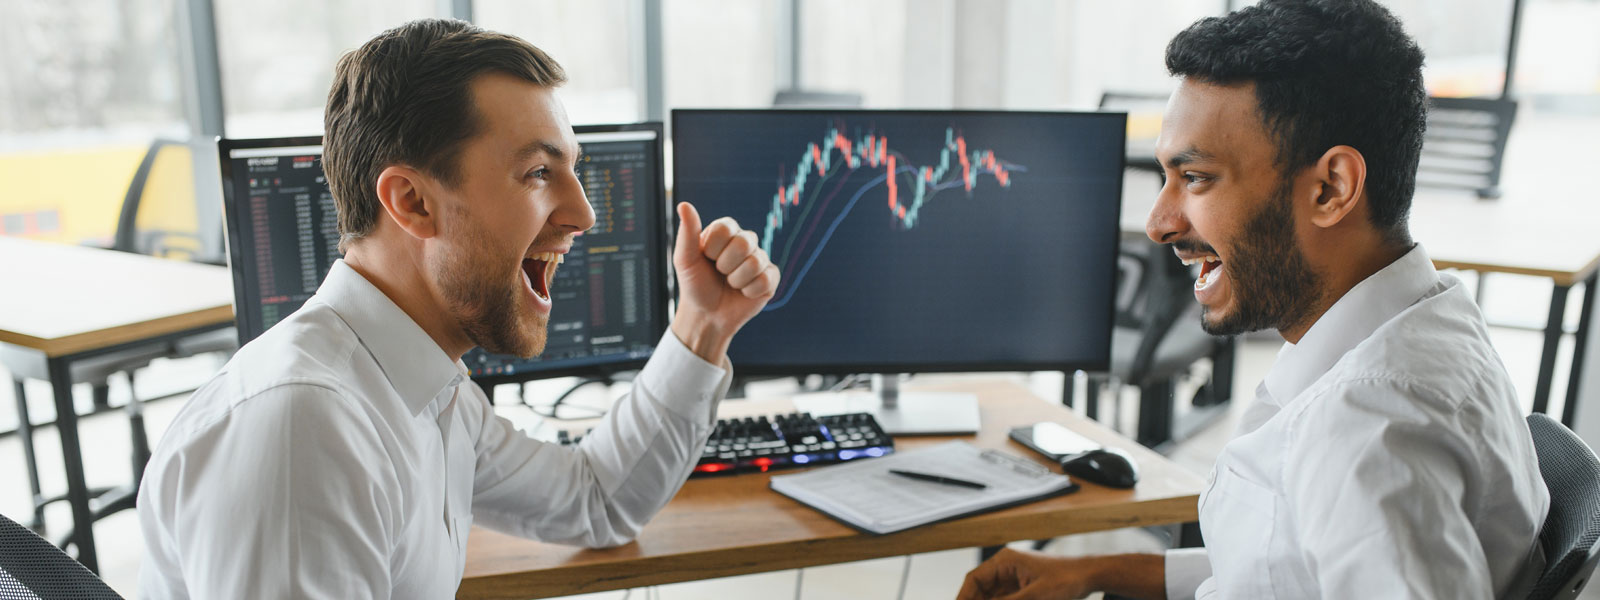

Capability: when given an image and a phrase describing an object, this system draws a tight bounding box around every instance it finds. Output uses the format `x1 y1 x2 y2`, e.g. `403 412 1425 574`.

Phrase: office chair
4 139 235 531
772 89 863 108
1084 239 1233 449
1097 91 1169 174
108 139 237 358
1418 96 1517 200
2 346 163 531
1525 413 1600 600
0 511 123 599
111 139 223 263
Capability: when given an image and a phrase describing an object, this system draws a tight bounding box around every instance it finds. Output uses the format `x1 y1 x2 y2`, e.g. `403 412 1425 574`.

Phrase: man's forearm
1089 553 1168 600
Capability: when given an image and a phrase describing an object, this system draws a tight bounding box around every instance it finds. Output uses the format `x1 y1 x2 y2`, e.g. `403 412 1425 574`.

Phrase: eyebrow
1161 146 1216 170
514 139 573 164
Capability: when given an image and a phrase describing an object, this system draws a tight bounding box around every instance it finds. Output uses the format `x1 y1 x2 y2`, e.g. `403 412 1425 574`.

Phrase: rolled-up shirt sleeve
467 330 732 546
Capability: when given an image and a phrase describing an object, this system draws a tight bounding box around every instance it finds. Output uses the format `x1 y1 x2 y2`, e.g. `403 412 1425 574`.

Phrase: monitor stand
791 374 981 436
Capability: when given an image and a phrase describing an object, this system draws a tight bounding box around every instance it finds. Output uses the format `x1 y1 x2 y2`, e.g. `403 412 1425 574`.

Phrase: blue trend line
763 172 889 311
761 163 1028 312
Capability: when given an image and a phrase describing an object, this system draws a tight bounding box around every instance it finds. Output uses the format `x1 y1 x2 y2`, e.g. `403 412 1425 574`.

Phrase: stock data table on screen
217 125 670 384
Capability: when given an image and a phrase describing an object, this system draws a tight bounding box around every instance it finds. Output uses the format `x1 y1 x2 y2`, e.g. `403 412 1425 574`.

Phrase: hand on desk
958 548 1098 600
670 202 780 363
957 548 1166 600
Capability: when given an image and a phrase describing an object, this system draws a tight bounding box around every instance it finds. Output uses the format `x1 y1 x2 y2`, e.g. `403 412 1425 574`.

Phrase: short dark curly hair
323 19 566 252
1166 0 1427 244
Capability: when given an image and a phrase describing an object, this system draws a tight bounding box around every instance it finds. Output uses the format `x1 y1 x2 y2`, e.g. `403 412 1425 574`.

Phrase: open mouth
1182 255 1224 291
521 251 564 301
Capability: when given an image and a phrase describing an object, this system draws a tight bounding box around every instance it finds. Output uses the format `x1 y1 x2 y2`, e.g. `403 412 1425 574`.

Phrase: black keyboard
556 411 894 477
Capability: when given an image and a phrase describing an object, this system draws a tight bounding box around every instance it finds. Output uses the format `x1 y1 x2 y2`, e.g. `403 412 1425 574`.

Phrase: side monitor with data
218 123 669 383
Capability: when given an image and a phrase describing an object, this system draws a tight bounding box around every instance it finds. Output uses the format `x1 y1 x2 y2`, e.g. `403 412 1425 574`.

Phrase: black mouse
1059 447 1139 489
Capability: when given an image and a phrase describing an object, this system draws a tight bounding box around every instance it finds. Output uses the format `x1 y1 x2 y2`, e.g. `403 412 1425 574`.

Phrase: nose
556 172 596 233
1145 174 1188 244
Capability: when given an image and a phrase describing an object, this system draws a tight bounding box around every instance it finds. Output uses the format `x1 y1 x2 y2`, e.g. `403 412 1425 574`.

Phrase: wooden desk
0 236 234 572
459 381 1205 599
1409 189 1600 423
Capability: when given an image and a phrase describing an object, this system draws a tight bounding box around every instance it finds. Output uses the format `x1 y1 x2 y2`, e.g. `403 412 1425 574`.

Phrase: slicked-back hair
323 18 566 252
1166 0 1426 244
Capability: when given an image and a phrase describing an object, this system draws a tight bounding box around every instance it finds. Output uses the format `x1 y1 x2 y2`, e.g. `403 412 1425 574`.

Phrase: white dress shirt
137 260 732 599
1165 245 1549 599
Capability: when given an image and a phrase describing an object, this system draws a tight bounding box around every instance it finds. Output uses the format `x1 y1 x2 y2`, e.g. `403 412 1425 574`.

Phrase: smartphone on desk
1008 422 1101 462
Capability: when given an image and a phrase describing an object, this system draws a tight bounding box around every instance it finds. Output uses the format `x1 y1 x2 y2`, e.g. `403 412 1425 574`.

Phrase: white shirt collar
1262 243 1439 404
316 259 465 416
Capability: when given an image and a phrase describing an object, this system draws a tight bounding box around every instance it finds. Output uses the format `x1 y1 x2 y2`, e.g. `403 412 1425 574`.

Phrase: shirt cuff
1165 548 1212 600
637 330 734 423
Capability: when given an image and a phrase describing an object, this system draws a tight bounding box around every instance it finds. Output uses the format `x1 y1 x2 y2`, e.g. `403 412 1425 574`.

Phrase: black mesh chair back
1419 96 1517 199
0 512 122 599
1097 91 1169 173
1107 239 1211 387
771 89 863 108
1526 413 1600 600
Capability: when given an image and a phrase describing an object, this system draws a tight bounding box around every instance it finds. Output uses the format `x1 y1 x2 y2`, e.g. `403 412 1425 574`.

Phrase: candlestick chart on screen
757 122 1028 311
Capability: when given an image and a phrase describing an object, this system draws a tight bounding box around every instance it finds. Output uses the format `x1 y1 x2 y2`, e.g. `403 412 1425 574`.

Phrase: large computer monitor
672 110 1124 432
218 123 670 384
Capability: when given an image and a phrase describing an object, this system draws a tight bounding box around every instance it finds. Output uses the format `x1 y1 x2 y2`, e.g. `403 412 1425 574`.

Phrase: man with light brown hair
138 19 778 598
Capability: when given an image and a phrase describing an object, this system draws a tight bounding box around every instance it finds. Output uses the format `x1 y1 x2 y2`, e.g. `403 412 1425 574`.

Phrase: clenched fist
669 202 780 363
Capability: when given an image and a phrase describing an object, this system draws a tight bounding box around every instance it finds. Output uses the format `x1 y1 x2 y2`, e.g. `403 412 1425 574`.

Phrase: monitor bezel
216 134 324 350
217 122 673 384
670 108 1125 377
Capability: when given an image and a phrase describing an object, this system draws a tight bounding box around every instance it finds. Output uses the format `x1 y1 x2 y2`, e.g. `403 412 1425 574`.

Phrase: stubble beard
1200 176 1322 337
434 232 549 359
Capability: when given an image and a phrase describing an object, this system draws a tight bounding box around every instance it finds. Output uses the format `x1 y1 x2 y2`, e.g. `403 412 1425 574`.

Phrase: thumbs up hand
669 202 780 363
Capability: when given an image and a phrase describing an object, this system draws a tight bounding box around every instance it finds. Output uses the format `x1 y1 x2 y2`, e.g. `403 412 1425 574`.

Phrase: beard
431 230 548 359
1198 176 1322 337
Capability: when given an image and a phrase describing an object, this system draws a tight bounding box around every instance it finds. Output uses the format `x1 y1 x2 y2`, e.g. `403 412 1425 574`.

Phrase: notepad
769 440 1079 534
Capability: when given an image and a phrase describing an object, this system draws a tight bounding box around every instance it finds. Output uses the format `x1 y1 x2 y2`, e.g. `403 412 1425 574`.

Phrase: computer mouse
1059 447 1139 489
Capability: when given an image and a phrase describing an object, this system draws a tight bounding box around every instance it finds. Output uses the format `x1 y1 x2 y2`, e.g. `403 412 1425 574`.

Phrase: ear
1307 145 1367 229
374 165 438 240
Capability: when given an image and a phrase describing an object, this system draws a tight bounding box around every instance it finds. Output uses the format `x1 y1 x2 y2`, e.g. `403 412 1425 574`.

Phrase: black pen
888 469 988 490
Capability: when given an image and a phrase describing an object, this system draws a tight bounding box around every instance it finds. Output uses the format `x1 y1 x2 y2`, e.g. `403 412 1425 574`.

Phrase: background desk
0 236 234 572
459 380 1205 599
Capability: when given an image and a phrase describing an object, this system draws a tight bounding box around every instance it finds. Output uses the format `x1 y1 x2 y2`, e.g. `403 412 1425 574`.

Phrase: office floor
0 269 1589 599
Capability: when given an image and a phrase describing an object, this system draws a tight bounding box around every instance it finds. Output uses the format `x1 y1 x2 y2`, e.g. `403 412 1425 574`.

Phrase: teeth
1178 255 1220 266
527 251 565 264
1194 262 1223 291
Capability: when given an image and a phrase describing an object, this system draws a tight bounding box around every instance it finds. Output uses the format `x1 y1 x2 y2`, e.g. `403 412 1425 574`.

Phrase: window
0 0 189 246
793 0 1219 111
214 0 436 137
1514 0 1600 112
1010 0 1219 110
798 0 918 108
477 0 642 124
1382 0 1515 98
665 0 779 109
